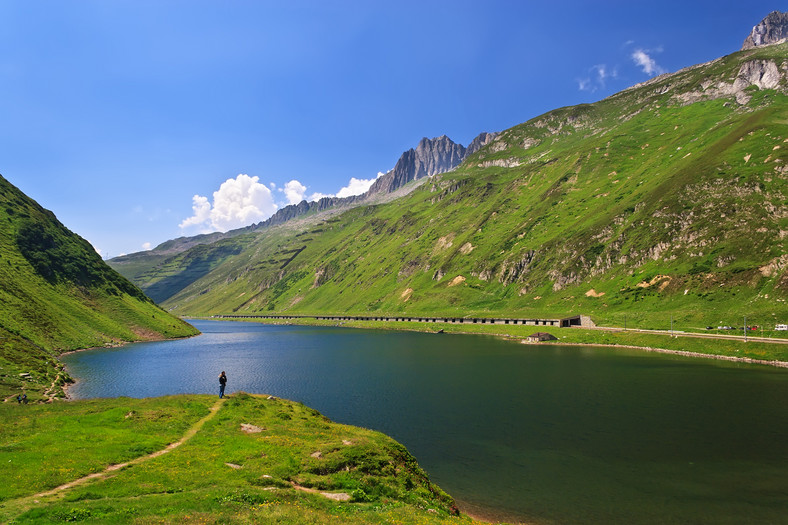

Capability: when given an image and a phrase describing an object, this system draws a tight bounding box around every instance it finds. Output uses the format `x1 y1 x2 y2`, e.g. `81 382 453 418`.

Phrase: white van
776 324 788 331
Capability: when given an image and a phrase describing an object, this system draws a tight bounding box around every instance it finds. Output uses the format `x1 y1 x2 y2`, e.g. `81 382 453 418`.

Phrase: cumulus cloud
282 179 307 205
278 179 337 204
307 192 332 202
631 48 665 76
142 242 152 250
336 172 385 198
179 174 278 233
180 195 212 230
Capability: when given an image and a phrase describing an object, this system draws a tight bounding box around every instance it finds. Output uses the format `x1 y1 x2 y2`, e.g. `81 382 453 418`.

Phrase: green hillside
0 175 198 400
115 44 788 332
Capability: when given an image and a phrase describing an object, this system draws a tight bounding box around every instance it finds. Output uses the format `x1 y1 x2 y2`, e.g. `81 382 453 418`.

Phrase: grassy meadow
1 393 479 525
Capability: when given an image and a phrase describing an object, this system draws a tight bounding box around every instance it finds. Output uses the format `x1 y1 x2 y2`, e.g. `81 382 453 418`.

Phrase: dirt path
291 482 351 501
8 397 226 510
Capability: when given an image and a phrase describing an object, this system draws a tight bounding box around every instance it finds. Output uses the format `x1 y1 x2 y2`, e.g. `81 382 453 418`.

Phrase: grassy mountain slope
0 175 198 400
125 44 788 331
108 230 254 294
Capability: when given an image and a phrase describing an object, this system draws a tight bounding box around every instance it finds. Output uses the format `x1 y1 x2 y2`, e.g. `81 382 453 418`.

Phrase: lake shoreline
544 341 788 368
215 316 788 369
59 331 201 400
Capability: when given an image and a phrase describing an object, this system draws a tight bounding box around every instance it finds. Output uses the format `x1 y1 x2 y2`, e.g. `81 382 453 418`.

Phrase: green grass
0 396 212 502
0 394 479 525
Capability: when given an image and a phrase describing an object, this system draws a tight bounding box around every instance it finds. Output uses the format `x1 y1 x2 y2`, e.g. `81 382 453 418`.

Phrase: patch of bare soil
448 275 466 287
585 289 605 297
637 275 671 291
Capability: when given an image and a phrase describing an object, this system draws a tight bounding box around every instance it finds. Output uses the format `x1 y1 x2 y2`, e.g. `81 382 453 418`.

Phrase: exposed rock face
742 11 788 49
368 135 478 195
735 59 783 90
672 58 786 106
255 194 365 230
466 132 499 155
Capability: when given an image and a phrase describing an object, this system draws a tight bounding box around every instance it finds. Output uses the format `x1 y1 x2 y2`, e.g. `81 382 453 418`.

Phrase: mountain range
106 13 788 332
110 132 498 269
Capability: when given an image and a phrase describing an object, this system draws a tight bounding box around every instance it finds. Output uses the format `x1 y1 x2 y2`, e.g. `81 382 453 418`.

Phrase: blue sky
1 0 783 257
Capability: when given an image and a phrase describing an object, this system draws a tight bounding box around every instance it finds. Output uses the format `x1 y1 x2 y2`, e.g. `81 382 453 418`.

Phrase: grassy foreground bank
0 394 479 525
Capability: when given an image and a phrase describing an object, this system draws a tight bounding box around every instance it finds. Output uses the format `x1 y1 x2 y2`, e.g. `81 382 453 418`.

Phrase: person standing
219 371 227 398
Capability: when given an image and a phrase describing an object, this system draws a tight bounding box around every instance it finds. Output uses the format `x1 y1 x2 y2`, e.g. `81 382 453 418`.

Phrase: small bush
216 490 267 506
351 488 373 502
53 507 92 522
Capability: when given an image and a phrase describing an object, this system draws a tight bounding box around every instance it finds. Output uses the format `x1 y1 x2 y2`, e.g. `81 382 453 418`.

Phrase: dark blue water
62 320 788 524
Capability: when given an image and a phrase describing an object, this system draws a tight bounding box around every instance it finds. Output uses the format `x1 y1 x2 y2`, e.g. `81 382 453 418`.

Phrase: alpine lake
62 319 788 524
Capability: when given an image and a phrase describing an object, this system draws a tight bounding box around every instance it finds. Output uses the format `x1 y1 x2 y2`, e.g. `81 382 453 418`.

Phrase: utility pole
744 316 747 343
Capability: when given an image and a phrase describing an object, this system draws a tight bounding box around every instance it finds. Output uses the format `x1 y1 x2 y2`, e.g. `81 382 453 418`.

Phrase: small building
526 332 557 343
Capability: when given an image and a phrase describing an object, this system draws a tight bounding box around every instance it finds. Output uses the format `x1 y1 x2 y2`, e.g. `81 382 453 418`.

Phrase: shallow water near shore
63 319 788 524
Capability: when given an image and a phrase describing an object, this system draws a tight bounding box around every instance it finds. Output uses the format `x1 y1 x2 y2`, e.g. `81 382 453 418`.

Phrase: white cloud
595 64 613 82
179 174 278 233
336 172 385 198
307 192 332 202
578 64 617 92
578 40 665 91
631 48 665 76
180 195 212 231
282 179 307 205
142 242 152 250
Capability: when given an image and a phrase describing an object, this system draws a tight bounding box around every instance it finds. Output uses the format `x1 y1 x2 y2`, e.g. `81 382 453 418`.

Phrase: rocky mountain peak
742 11 788 50
367 132 496 196
466 132 499 155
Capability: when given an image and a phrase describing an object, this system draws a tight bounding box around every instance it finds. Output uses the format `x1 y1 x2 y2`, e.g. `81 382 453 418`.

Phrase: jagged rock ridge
249 133 497 232
367 134 496 195
742 10 788 49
